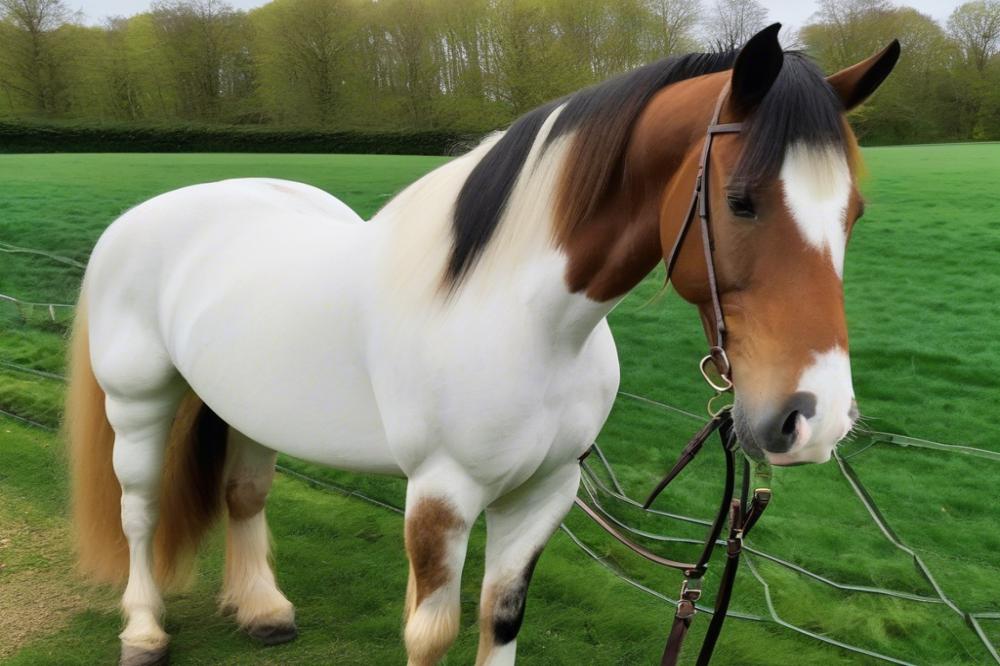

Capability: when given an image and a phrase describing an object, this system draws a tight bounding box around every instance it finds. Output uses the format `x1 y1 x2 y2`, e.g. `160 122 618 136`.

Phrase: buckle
680 577 702 602
727 533 744 557
676 578 701 620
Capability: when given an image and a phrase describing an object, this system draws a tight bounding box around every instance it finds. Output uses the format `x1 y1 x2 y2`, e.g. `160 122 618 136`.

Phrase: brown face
656 29 899 465
663 134 863 464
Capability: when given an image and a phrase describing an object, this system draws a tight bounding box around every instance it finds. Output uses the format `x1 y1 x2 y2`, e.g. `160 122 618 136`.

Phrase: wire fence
1 239 997 664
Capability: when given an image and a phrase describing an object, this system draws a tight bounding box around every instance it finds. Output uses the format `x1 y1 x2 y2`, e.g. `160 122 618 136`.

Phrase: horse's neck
560 83 723 304
371 91 704 347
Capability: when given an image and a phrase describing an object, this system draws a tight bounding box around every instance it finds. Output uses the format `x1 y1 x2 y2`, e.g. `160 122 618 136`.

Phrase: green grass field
1 147 998 665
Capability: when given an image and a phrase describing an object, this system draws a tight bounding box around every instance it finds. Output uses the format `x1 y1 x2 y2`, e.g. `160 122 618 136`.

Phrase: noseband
575 85 772 665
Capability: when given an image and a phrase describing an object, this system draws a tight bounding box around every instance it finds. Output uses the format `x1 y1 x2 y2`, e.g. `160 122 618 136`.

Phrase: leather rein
574 85 773 666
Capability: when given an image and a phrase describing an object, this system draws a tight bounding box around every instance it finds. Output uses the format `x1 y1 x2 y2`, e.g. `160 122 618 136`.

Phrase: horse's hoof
247 622 298 646
120 643 169 666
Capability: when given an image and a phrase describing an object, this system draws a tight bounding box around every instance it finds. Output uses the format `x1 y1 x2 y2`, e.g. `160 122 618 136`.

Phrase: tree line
1 0 999 145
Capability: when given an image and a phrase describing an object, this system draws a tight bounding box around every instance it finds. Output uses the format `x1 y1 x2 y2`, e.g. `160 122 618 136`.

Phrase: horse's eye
727 193 756 219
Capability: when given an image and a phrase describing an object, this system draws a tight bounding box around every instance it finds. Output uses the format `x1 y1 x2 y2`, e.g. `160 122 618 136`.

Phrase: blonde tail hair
65 295 228 589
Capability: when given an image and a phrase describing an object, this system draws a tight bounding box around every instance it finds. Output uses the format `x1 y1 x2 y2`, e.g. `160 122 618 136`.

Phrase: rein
574 85 773 665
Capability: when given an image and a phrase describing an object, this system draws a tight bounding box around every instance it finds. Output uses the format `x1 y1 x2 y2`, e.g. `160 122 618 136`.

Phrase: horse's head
661 26 899 465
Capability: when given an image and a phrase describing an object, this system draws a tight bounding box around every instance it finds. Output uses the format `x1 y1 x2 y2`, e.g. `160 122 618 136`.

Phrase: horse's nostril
756 392 816 454
781 410 800 437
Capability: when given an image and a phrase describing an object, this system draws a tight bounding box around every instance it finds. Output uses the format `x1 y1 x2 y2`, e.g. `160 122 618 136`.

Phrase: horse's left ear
827 40 901 111
730 23 784 115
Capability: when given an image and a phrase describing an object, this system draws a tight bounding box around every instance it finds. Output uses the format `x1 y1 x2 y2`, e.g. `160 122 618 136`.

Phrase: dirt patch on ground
0 501 96 658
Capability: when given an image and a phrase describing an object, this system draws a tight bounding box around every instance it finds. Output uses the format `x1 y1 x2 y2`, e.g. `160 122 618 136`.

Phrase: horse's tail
66 293 229 589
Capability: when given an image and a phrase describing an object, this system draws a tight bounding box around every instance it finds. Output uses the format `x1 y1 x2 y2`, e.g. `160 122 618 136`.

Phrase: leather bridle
575 85 773 666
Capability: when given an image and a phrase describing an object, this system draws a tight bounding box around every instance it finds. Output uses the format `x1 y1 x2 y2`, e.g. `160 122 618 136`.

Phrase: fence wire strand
0 240 86 269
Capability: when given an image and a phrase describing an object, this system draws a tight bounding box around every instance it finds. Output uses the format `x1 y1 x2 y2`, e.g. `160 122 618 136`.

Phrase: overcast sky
72 0 966 33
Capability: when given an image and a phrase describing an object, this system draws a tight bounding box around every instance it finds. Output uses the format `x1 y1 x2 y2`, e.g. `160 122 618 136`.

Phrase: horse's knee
404 496 467 665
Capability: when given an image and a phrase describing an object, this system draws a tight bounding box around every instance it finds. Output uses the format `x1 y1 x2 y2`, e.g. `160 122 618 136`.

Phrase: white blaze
779 143 852 278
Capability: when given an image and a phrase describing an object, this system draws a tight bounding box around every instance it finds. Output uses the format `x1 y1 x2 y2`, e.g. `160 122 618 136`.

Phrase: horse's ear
827 40 901 111
730 23 784 115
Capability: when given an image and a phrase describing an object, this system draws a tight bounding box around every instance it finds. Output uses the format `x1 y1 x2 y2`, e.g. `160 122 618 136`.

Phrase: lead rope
657 430 773 666
575 82 774 666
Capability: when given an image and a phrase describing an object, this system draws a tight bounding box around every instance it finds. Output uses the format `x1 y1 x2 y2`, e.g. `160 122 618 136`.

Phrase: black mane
447 50 847 285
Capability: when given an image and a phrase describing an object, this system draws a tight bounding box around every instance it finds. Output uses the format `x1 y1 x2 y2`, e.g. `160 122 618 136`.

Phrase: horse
65 24 899 666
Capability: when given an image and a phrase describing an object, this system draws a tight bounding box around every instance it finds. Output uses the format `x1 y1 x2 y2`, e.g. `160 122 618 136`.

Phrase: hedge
0 121 480 156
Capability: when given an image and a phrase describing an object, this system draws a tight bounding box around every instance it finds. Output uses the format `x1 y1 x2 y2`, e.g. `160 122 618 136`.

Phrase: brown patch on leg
404 497 463 606
403 496 466 665
225 469 273 522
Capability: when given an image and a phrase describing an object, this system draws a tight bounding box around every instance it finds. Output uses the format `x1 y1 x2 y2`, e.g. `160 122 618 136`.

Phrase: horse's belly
188 351 398 474
177 301 396 473
153 196 397 473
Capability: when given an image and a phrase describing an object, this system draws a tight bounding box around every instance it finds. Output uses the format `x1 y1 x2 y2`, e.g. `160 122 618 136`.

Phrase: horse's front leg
403 461 486 666
476 464 581 666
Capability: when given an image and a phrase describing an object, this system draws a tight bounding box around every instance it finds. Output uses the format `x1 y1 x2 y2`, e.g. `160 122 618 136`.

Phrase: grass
0 148 998 664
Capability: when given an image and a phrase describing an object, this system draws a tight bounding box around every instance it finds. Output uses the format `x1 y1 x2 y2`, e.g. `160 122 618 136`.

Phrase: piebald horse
66 25 899 666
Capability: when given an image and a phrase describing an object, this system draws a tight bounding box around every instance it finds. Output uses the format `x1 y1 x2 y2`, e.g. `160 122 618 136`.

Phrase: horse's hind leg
106 389 184 666
220 430 296 644
475 465 581 666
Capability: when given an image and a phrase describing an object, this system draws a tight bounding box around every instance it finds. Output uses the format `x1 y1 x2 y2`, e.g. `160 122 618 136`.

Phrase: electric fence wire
0 240 86 269
0 292 75 322
1 243 997 663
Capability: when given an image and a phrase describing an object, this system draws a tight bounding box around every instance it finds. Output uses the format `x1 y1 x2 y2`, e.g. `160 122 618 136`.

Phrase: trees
0 0 74 115
647 0 702 56
0 0 995 143
253 0 359 126
150 0 255 121
946 1 1000 138
703 0 767 51
948 0 1000 71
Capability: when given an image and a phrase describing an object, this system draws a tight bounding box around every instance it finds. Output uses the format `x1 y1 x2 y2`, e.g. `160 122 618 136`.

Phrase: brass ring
700 354 733 393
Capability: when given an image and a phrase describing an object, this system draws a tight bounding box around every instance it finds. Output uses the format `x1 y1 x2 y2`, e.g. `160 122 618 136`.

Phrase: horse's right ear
730 23 784 115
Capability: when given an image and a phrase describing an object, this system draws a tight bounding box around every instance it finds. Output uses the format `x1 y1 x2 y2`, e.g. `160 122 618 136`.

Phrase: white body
87 173 619 492
87 137 620 664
